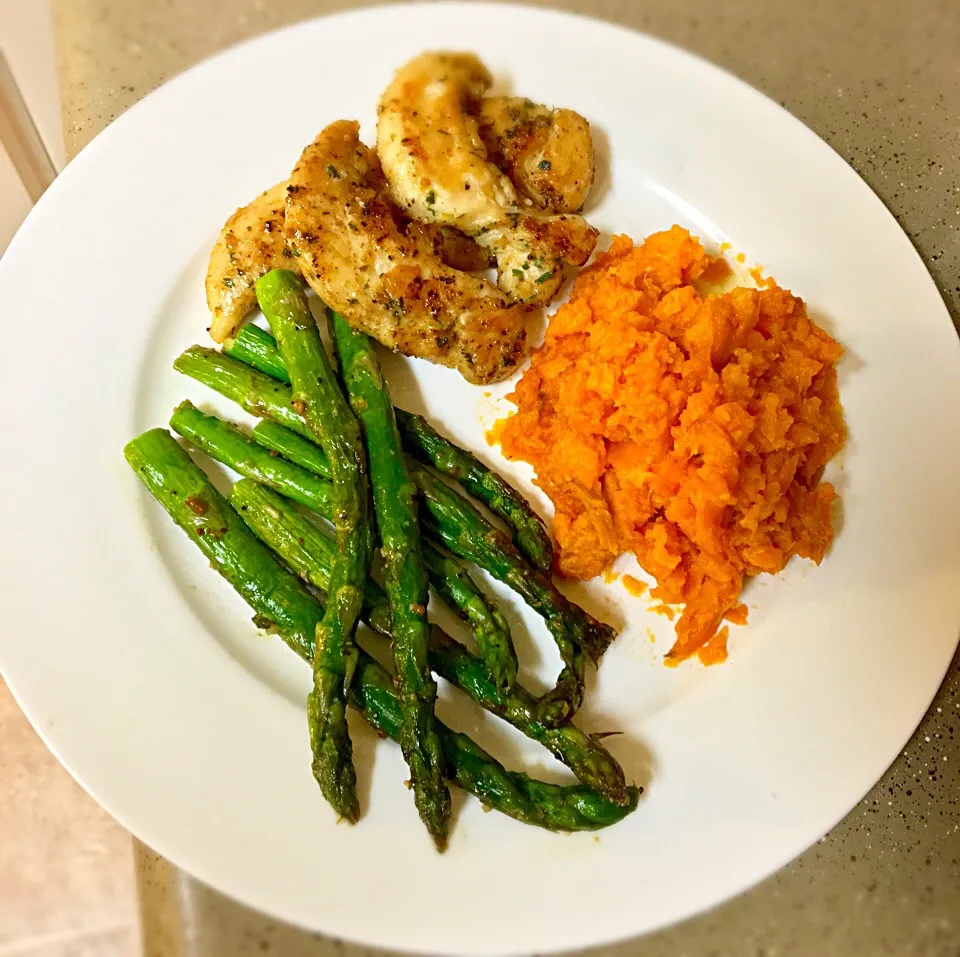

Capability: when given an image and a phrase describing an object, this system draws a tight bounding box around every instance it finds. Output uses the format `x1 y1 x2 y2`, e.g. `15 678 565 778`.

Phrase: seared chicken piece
475 96 594 213
284 120 531 385
205 181 295 342
376 52 598 305
206 182 492 342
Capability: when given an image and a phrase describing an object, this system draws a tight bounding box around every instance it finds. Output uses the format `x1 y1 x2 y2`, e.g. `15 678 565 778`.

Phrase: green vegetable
251 420 331 478
223 323 292 384
412 465 614 727
330 311 450 849
177 406 513 692
229 479 630 805
420 543 518 692
243 412 520 691
425 629 630 805
395 408 553 573
173 346 315 444
356 667 640 833
175 334 617 720
230 479 387 619
170 407 341 525
224 323 554 570
169 401 335 513
123 429 322 640
255 269 373 824
124 431 639 831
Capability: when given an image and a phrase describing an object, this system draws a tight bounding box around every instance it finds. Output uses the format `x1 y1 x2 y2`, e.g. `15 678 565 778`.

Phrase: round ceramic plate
1 5 958 954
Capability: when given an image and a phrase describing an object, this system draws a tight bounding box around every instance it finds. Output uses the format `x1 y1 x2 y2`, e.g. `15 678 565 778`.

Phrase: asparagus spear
124 429 322 637
420 543 518 692
169 401 336 514
226 323 553 571
395 409 553 573
252 416 518 691
176 359 521 693
182 382 517 688
175 404 517 689
173 347 616 709
254 410 514 684
173 346 321 449
224 323 291 383
255 269 373 824
125 430 639 830
354 658 638 831
251 420 331 478
330 312 450 849
412 464 612 727
230 479 629 805
231 479 389 623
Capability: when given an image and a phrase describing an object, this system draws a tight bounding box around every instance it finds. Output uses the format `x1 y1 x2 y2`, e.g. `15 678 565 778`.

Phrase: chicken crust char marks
284 120 531 385
476 96 594 213
376 52 598 305
405 220 495 272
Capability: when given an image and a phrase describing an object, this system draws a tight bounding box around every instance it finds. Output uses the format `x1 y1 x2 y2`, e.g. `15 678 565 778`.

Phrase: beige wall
0 0 63 252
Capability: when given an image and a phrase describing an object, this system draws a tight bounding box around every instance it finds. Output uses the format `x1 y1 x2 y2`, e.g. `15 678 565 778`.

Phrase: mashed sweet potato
496 227 846 664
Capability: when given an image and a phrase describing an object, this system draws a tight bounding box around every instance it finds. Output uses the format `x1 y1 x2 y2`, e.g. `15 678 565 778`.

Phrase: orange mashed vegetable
497 227 846 663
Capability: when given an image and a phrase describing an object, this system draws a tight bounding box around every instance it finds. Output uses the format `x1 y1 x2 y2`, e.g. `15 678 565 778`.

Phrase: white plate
1 5 959 954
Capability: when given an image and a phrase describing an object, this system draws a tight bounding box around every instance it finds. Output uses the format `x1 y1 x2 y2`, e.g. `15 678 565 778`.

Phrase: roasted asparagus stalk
256 269 373 824
330 311 451 849
123 430 639 830
226 322 553 570
230 479 630 806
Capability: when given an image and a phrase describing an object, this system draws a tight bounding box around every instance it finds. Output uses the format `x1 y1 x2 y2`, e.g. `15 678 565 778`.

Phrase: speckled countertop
49 1 960 955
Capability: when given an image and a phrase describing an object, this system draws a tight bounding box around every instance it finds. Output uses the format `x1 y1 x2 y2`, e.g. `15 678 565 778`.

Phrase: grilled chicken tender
206 182 493 342
284 120 531 385
476 96 594 213
376 52 598 305
205 181 294 342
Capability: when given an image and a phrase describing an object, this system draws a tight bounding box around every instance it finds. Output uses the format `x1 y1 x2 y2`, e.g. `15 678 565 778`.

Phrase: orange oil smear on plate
621 573 648 596
497 226 846 665
485 423 502 447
